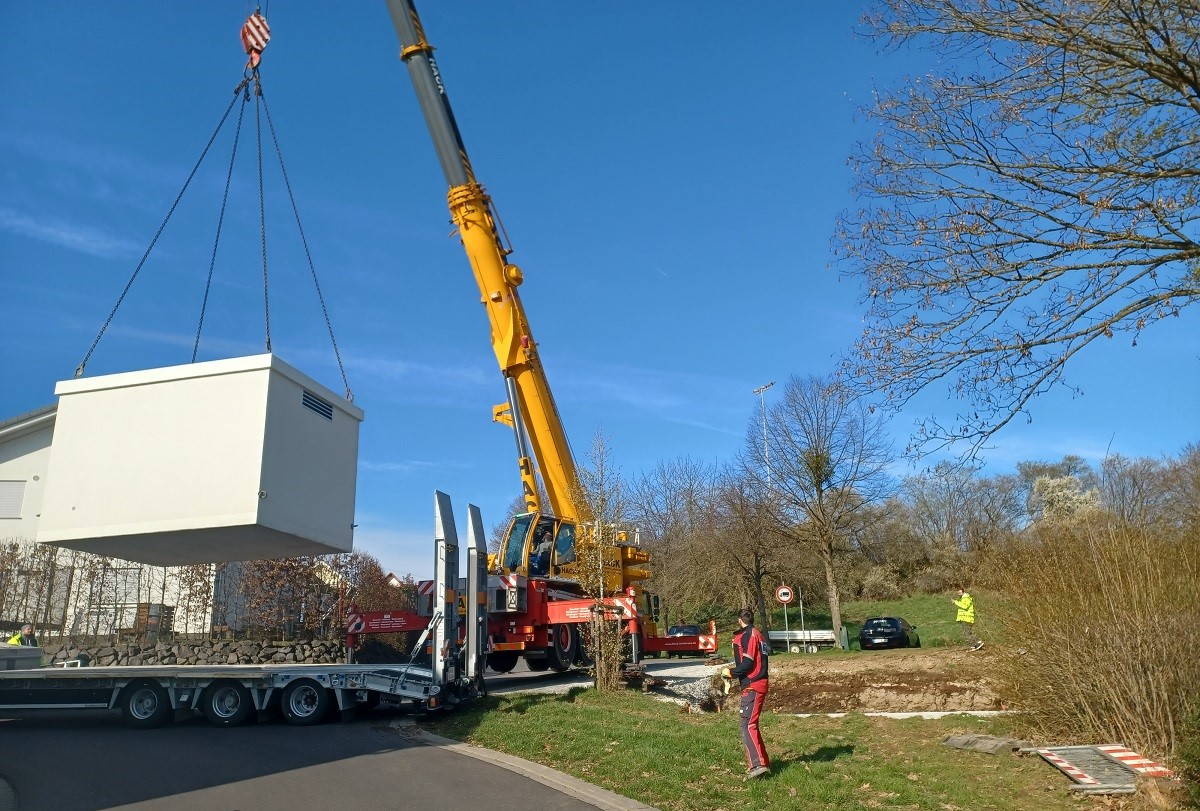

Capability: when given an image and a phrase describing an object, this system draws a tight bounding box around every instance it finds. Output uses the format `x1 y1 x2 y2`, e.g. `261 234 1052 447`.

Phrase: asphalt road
0 706 608 811
0 658 706 811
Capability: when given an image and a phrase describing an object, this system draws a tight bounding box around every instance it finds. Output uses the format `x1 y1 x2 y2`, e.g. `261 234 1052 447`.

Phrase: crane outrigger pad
36 354 363 565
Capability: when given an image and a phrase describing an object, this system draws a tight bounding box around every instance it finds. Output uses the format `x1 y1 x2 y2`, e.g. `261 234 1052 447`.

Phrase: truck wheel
281 679 331 726
201 680 254 727
486 651 519 673
621 631 644 665
526 657 551 672
120 680 173 729
545 624 578 672
575 627 595 666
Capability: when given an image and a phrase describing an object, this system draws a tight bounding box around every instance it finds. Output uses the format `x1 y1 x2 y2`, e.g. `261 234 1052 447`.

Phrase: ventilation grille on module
302 390 334 420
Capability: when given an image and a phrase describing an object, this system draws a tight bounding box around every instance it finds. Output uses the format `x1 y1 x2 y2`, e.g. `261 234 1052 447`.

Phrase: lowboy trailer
0 492 487 729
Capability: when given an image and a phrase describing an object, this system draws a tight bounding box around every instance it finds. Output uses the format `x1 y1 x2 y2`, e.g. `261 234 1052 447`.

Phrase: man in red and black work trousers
723 608 770 779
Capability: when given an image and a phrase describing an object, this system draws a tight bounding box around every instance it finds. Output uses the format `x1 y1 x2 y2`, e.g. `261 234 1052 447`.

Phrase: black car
858 616 921 650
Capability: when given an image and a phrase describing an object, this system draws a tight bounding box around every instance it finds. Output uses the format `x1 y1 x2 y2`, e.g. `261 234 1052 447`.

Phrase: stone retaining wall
39 639 347 667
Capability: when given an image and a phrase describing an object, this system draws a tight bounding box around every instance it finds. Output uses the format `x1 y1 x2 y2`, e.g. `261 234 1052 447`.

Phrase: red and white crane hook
241 9 270 71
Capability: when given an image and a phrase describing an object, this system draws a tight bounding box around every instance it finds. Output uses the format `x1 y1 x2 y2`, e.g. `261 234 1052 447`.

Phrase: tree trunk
820 537 843 648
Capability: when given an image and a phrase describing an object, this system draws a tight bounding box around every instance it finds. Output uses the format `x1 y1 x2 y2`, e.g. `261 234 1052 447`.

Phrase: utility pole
752 381 775 488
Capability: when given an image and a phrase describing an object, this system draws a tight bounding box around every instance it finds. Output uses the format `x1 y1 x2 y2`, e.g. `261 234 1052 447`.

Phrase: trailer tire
119 680 173 729
526 657 551 672
486 651 519 673
281 679 331 726
789 643 802 654
545 624 578 672
201 680 255 727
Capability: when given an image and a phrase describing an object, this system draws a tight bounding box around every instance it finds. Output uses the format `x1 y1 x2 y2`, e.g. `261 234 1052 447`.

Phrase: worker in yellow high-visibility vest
952 588 983 651
6 623 37 647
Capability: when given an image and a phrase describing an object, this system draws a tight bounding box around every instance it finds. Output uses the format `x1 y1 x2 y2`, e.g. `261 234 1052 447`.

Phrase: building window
0 480 26 519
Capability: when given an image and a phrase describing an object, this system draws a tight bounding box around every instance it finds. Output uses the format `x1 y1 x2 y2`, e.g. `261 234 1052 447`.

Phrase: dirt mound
767 646 1002 714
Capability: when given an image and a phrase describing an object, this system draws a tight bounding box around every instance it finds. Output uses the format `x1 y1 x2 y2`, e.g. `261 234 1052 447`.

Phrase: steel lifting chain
79 9 354 402
74 91 243 379
194 80 252 364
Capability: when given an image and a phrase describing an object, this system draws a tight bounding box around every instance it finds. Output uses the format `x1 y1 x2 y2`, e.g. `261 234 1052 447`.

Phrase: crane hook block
241 11 271 70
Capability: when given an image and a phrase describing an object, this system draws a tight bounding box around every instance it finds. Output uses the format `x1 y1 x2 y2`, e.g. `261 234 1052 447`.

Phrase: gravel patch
639 658 728 710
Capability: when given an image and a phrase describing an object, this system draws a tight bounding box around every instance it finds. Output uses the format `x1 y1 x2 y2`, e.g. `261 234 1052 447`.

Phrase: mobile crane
380 1 715 670
0 5 717 730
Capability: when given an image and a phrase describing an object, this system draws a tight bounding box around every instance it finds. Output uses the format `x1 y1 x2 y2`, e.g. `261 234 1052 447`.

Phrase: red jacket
730 624 769 691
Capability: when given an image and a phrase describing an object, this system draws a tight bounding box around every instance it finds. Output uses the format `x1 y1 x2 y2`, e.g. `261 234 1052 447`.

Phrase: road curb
389 719 660 811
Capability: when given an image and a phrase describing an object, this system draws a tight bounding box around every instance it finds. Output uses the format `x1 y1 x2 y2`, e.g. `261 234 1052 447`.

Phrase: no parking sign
775 585 794 604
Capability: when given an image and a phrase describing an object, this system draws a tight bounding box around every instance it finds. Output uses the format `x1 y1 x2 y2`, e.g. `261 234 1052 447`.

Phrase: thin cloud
0 129 215 216
104 324 262 355
0 207 139 259
359 458 465 474
557 360 747 435
343 353 491 388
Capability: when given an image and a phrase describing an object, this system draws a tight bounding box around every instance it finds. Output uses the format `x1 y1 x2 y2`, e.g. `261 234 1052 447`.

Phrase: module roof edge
52 354 363 420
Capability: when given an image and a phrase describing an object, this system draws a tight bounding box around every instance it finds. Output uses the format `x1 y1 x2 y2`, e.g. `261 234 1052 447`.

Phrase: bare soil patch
767 646 1002 713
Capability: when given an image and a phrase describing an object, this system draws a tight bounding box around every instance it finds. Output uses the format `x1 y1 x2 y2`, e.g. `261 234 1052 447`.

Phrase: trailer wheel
545 624 578 672
281 679 331 726
119 680 173 729
789 643 803 654
525 657 551 672
201 680 254 727
486 651 519 673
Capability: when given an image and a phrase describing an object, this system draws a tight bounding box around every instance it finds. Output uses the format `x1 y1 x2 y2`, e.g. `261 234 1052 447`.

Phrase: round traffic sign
775 585 794 604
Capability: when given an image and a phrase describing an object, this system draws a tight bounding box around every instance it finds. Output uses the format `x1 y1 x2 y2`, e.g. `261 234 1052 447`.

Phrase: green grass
762 592 1000 651
418 687 1089 811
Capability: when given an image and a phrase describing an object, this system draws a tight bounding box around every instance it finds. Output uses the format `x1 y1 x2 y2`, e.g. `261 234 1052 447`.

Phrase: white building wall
0 408 54 541
0 407 215 636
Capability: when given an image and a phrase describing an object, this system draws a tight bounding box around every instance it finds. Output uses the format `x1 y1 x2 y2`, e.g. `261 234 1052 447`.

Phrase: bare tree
905 464 1024 555
837 0 1200 454
1097 454 1171 526
1162 442 1200 533
753 376 894 642
626 456 725 611
574 429 632 690
710 473 785 630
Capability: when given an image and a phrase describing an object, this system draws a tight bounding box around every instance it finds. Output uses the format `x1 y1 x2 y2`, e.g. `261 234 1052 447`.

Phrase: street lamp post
752 381 775 487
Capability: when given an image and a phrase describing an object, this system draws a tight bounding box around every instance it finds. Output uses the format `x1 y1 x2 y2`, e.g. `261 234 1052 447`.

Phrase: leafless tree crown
837 0 1200 454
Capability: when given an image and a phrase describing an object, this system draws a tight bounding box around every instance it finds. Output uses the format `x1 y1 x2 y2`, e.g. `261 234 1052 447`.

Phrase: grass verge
418 687 1091 811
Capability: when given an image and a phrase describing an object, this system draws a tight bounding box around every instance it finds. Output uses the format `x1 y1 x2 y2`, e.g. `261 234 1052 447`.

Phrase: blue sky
2 3 1196 579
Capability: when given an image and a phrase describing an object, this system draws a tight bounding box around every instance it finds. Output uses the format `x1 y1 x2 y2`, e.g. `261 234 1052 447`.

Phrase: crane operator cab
500 513 576 579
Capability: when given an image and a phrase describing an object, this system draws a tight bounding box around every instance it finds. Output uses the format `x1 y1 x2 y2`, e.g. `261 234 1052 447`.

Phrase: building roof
0 404 56 443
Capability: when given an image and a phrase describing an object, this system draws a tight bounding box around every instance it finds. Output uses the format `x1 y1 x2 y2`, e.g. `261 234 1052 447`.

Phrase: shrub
911 567 955 595
859 566 903 600
987 518 1200 762
1179 703 1200 808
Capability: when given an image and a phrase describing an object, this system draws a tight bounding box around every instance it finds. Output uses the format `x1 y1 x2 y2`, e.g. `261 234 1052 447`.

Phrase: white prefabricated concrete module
35 354 364 566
